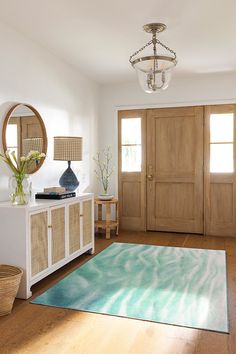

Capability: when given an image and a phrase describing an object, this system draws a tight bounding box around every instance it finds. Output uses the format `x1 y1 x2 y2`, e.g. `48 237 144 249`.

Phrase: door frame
118 104 236 237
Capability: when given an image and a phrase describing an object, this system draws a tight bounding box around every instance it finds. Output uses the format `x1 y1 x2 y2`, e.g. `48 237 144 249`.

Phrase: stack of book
35 187 76 200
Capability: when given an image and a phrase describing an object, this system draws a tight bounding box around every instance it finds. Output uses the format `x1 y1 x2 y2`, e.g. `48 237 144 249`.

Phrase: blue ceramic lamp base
59 161 79 192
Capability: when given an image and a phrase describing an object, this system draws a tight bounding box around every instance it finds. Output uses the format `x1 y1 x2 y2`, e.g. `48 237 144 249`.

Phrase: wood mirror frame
2 103 47 174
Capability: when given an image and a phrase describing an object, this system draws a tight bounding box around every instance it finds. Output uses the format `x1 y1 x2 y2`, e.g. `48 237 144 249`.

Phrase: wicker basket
0 265 23 316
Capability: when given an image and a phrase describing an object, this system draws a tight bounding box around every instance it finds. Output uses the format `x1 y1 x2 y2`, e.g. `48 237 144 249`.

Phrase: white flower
39 153 46 158
27 150 38 158
26 150 45 161
20 156 27 162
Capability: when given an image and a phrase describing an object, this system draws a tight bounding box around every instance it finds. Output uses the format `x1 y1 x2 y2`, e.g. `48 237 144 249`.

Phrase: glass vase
9 174 32 205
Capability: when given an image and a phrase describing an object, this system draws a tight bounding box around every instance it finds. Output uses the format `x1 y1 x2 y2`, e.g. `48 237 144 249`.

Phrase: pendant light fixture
129 23 177 93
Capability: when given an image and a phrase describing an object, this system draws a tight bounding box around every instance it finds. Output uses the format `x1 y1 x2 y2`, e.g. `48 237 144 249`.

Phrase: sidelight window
210 113 234 173
6 123 18 157
121 118 141 172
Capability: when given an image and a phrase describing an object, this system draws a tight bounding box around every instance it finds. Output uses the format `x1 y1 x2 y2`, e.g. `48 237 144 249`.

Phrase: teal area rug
31 242 229 333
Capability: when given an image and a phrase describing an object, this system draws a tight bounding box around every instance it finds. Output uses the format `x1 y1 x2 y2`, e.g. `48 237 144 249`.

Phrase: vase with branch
93 146 114 200
0 150 45 205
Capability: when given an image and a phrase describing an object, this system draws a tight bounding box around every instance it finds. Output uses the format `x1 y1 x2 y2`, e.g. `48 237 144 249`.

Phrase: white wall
99 71 236 195
2 18 236 201
0 21 99 201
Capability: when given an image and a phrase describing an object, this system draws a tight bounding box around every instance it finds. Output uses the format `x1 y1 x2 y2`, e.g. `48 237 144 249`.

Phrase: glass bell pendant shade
135 67 172 93
134 57 175 93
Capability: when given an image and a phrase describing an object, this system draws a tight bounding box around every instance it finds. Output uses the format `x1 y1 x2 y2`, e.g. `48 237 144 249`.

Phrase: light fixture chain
129 39 177 63
129 40 153 63
156 39 177 60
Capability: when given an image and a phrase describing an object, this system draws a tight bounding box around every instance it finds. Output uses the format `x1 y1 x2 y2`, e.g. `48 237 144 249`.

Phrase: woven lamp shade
54 136 82 161
22 137 43 156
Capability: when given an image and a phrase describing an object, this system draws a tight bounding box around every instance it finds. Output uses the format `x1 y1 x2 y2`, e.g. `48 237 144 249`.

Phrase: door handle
147 174 154 181
147 165 154 181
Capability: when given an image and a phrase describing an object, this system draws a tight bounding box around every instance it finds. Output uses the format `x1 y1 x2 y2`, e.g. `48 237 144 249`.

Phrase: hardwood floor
0 231 236 354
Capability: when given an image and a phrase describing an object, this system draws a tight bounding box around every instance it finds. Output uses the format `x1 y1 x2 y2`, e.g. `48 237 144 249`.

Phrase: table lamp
53 136 82 191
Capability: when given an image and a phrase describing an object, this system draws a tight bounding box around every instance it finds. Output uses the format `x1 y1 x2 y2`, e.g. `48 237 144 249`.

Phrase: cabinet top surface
0 193 94 210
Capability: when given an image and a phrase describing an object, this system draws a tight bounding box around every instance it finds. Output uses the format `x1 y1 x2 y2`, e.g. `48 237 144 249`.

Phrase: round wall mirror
2 104 47 174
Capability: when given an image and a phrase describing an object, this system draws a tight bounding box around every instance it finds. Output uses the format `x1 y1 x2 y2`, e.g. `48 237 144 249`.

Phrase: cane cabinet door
51 206 66 264
69 202 81 254
30 211 48 277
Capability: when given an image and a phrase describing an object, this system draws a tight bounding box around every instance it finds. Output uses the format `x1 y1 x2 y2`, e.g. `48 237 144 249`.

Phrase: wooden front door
146 106 204 233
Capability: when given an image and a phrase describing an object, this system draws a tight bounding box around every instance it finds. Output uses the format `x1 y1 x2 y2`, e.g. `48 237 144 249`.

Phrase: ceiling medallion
129 23 177 93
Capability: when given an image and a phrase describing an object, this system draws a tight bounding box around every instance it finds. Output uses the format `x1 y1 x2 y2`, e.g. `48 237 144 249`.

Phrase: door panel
147 106 204 233
21 116 43 139
122 180 141 217
210 183 233 223
155 116 195 174
155 182 194 219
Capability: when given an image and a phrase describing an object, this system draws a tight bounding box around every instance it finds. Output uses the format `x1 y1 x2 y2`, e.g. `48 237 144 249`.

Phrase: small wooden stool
95 198 119 239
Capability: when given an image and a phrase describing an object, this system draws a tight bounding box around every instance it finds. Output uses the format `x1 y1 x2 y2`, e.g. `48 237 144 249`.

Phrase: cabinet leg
106 227 111 239
17 280 32 299
106 204 111 239
87 247 95 255
98 204 102 221
116 201 119 236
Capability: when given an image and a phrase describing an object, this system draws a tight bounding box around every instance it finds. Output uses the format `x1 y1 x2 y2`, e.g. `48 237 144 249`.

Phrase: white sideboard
0 193 94 299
